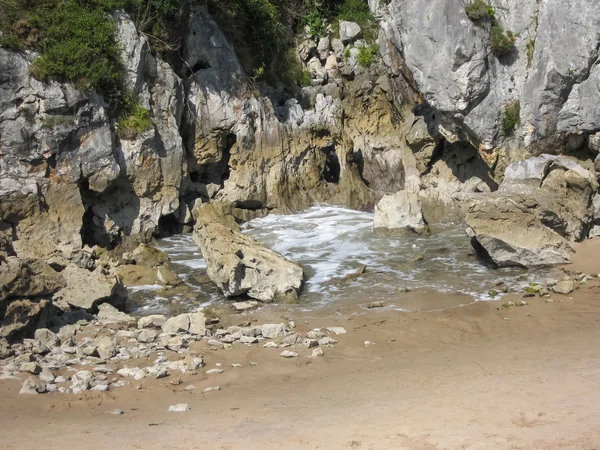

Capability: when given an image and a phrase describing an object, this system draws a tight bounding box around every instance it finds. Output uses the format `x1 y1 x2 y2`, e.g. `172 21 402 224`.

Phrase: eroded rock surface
192 203 303 302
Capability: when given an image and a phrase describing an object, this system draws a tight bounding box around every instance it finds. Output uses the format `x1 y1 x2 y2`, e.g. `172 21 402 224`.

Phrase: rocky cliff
1 0 599 339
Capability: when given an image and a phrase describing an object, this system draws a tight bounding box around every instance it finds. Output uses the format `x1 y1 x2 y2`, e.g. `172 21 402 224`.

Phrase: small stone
553 280 574 295
250 362 258 366
318 337 338 346
231 363 242 368
106 409 124 415
203 386 220 393
137 329 157 343
206 369 224 374
367 301 384 309
137 315 167 329
326 327 347 335
184 385 196 391
311 347 324 357
91 383 109 392
519 300 529 306
279 351 298 358
306 330 325 339
155 368 169 379
207 339 224 348
263 342 279 348
545 298 555 303
167 336 184 351
97 303 135 324
261 323 287 339
55 376 67 383
96 337 117 360
232 301 259 312
364 341 374 346
303 339 319 348
545 279 558 288
240 335 258 344
45 383 57 393
93 365 114 374
185 355 204 371
20 377 45 395
168 404 189 412
288 320 296 329
39 368 55 383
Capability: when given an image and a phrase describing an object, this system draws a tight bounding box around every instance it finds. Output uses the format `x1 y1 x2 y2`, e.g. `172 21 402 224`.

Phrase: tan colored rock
193 203 303 302
374 191 428 235
53 265 127 312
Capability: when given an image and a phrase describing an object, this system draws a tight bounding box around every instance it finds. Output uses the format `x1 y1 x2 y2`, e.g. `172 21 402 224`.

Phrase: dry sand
1 241 600 450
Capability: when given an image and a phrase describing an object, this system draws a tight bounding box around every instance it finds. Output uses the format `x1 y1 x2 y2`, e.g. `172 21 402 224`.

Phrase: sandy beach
1 239 599 450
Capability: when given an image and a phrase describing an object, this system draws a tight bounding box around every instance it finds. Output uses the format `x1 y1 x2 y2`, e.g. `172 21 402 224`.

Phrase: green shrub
464 0 489 22
278 48 313 88
28 1 123 93
117 96 153 139
304 9 326 37
0 34 23 50
490 25 516 56
337 0 374 24
357 44 379 67
344 45 352 60
502 101 520 136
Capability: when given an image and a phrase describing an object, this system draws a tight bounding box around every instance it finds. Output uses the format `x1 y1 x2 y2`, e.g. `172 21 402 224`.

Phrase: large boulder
373 191 428 234
192 203 304 302
466 199 574 267
465 155 596 267
0 299 53 341
53 265 127 312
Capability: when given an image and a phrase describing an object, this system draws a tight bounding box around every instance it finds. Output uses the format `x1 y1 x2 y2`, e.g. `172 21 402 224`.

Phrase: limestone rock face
53 266 127 312
192 203 303 302
465 155 596 267
373 191 428 234
382 0 600 158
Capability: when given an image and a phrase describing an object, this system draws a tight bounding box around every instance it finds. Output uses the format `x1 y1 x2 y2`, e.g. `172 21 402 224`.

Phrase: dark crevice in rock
320 146 340 184
157 213 182 238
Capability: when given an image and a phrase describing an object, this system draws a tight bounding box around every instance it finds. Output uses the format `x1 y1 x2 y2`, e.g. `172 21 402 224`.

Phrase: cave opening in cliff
320 145 340 184
158 213 181 238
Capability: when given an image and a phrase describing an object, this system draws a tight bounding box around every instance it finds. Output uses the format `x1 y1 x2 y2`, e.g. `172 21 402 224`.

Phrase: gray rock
261 323 287 339
137 329 157 343
167 404 189 412
326 327 347 335
138 315 167 329
39 368 55 383
318 337 338 346
297 39 317 61
203 386 220 393
34 328 60 351
553 280 574 295
97 303 136 324
96 337 117 360
240 335 258 344
193 204 303 303
54 265 127 312
161 311 206 336
166 336 184 351
339 21 361 44
374 191 428 235
106 409 124 415
206 368 224 374
302 339 319 348
311 347 324 357
20 362 41 375
279 351 299 358
232 301 259 312
20 377 46 395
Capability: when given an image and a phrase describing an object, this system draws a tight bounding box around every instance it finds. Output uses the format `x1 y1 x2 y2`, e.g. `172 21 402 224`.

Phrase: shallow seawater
128 205 552 315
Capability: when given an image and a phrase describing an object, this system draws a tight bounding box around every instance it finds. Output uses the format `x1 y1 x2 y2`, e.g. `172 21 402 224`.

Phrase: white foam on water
128 204 552 312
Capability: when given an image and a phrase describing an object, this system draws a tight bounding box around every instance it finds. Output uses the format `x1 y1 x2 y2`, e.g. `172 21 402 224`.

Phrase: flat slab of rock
97 303 135 324
192 203 303 302
161 311 206 335
168 404 189 412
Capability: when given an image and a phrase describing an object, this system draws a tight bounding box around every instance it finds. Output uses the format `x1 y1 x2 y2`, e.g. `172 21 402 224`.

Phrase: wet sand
1 242 600 449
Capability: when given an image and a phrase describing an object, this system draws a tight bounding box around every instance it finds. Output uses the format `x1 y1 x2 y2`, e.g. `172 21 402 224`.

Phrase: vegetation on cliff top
0 0 374 91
